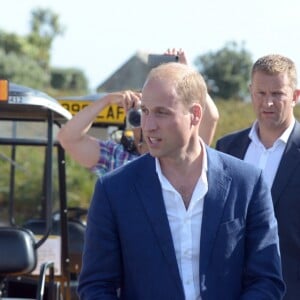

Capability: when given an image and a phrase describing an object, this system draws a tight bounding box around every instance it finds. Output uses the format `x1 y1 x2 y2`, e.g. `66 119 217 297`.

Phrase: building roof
96 51 152 92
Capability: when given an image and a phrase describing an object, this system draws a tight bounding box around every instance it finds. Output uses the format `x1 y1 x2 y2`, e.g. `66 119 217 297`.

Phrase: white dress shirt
244 119 295 188
155 144 208 300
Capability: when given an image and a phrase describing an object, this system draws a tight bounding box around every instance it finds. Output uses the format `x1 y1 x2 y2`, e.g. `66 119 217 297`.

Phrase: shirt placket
181 212 194 299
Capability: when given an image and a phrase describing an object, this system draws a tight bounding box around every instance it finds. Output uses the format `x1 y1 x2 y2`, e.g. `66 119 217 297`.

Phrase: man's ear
191 104 202 125
293 89 300 105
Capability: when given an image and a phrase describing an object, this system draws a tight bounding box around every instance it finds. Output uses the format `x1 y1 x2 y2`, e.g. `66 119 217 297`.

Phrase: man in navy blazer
78 62 285 299
216 54 300 300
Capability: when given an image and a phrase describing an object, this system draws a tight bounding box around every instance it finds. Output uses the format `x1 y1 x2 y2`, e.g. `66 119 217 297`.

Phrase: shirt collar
249 118 295 146
155 139 208 190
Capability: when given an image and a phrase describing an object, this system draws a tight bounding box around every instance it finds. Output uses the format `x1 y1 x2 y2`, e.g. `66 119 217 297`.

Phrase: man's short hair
251 54 298 90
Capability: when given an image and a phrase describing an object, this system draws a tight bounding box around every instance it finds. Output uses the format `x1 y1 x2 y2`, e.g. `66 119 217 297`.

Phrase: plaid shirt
91 140 139 177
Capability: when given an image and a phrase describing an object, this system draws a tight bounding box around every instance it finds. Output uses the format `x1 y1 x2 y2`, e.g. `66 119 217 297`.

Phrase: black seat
23 218 85 275
0 227 37 275
0 227 56 300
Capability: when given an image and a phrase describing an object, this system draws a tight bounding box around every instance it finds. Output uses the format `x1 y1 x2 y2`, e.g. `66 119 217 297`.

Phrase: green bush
0 49 49 89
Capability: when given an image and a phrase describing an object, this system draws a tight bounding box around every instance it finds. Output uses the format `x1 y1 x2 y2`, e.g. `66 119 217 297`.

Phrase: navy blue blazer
78 147 285 300
216 121 300 300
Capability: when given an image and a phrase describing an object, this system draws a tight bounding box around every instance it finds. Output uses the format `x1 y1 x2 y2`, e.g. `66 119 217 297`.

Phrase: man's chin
148 149 161 158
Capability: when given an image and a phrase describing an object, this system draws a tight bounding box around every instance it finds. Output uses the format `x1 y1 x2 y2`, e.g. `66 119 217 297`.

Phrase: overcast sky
1 0 300 92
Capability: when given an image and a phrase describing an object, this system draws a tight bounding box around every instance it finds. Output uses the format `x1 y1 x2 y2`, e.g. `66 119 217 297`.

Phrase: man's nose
142 114 157 131
263 95 275 107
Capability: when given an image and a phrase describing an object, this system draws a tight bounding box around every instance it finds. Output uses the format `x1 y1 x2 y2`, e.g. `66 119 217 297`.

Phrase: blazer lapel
271 122 300 204
200 148 232 274
135 155 183 293
231 129 251 159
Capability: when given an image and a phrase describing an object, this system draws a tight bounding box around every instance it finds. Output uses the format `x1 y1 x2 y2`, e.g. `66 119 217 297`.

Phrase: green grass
212 100 300 147
212 100 255 146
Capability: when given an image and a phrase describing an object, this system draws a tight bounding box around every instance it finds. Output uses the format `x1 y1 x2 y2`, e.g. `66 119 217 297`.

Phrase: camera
127 108 142 128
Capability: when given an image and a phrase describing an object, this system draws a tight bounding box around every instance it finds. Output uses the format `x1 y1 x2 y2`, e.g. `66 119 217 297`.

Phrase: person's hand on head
165 48 188 65
106 90 142 113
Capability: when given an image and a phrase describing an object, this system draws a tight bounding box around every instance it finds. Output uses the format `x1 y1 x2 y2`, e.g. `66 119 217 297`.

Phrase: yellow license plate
58 100 126 126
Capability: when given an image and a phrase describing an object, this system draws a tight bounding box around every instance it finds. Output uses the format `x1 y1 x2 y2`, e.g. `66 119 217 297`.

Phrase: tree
0 8 90 92
0 31 25 54
0 49 49 89
0 30 39 59
27 7 65 72
50 67 88 93
194 41 253 100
